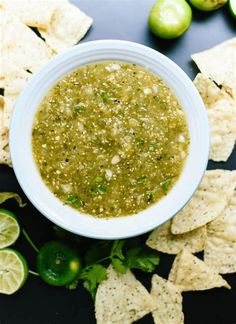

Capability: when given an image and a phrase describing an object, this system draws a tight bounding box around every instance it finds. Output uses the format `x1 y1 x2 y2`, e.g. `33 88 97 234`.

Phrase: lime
0 249 28 295
0 208 20 249
148 0 192 39
229 0 236 17
37 241 81 286
188 0 228 11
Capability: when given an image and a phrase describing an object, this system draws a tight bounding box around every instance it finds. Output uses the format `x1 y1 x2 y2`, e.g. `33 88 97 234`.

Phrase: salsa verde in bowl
10 40 209 239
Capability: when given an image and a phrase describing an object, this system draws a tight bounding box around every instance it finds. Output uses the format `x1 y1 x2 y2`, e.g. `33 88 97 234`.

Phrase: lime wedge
0 249 28 294
0 208 20 248
229 0 236 17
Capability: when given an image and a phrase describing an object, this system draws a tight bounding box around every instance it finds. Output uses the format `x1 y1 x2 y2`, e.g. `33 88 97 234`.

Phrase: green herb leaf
124 246 160 272
65 195 84 207
111 257 127 274
111 240 126 260
79 264 107 300
0 192 26 207
137 138 145 146
100 91 110 103
84 241 111 266
136 176 147 184
160 178 171 191
66 279 79 290
75 103 86 113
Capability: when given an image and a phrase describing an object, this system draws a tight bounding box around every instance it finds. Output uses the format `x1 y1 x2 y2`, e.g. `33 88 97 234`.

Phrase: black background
0 0 236 323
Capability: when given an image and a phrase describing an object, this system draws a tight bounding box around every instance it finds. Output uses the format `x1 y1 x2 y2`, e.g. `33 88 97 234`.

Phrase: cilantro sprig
54 231 160 300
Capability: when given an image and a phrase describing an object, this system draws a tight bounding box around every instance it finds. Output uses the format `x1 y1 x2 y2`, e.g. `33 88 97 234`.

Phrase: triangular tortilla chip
191 38 236 97
151 274 184 324
204 193 236 274
146 220 206 254
171 170 236 234
38 2 92 53
1 10 52 79
168 250 230 291
95 266 156 324
1 0 67 29
194 73 236 162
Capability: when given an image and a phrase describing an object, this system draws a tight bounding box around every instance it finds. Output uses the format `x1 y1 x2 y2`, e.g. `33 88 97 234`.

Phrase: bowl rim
9 39 209 239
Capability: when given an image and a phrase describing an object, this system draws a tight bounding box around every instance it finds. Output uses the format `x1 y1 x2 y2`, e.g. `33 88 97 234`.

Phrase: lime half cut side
0 208 20 248
229 0 236 18
0 249 28 295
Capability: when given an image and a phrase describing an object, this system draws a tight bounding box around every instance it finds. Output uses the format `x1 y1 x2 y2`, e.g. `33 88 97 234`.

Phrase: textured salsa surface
32 61 189 218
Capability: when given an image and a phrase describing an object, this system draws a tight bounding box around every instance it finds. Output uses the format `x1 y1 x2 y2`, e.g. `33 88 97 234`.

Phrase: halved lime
229 0 236 18
0 249 28 295
0 208 20 249
37 240 81 286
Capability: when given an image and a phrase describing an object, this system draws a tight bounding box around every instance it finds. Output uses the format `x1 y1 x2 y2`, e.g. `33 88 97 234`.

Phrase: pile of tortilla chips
95 170 235 323
0 0 92 165
192 38 236 162
94 39 236 323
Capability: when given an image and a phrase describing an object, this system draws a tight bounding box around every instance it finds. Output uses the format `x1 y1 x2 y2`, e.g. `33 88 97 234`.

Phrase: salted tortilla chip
95 266 156 324
194 73 236 162
191 38 236 96
171 170 236 234
1 10 52 79
204 193 236 274
2 95 18 129
146 220 206 254
38 2 92 53
151 274 184 324
168 250 230 291
1 0 67 29
4 68 32 96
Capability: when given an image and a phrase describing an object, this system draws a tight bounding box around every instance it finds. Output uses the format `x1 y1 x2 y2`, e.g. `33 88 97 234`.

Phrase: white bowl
10 40 209 240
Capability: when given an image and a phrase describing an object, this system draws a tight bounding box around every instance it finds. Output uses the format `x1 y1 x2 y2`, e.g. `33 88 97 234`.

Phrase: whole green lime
189 0 228 11
37 240 81 286
148 0 192 39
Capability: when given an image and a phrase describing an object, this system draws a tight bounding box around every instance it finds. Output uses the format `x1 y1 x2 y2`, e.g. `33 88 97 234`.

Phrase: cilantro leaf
84 241 111 266
124 246 160 272
111 240 126 260
79 264 107 300
111 257 127 274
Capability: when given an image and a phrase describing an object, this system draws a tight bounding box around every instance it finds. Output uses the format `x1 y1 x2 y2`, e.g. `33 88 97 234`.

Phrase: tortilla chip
194 73 236 162
146 220 206 255
151 274 184 324
38 2 92 52
168 250 230 291
4 68 32 96
1 10 52 79
95 266 156 324
204 193 236 274
171 170 236 234
1 0 67 29
191 38 236 96
2 95 18 129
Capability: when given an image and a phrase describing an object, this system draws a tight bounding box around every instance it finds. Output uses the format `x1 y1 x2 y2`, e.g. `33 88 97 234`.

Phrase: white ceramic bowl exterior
10 40 209 239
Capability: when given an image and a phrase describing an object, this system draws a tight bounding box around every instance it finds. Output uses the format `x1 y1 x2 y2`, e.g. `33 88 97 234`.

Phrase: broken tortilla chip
204 192 236 274
1 0 67 29
1 10 53 79
171 170 236 234
95 266 156 324
151 274 184 324
194 73 236 162
146 220 206 255
38 2 92 53
168 250 230 291
191 38 236 97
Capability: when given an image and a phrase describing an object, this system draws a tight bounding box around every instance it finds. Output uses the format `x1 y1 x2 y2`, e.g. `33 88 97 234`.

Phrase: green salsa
32 61 189 218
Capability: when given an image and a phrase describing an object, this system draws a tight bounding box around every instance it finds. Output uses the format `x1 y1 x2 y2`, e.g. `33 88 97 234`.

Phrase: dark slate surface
0 1 235 323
